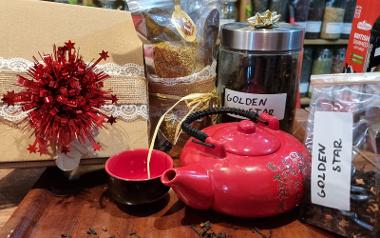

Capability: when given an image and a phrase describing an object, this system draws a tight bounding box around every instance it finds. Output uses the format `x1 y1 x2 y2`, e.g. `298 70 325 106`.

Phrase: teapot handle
181 107 278 144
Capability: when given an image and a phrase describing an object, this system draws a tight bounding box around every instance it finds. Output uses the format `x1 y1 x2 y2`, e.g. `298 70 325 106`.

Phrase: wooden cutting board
0 167 337 238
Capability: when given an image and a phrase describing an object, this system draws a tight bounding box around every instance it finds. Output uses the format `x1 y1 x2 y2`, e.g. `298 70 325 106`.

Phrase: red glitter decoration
108 116 117 125
1 41 118 154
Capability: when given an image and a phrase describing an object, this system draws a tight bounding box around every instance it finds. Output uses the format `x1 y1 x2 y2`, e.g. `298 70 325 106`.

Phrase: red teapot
161 108 310 218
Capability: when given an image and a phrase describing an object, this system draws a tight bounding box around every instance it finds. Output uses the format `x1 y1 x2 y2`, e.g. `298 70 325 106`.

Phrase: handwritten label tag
311 111 353 211
224 88 286 120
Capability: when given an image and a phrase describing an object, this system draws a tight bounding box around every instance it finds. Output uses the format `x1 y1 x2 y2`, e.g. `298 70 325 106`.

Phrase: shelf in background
304 39 349 45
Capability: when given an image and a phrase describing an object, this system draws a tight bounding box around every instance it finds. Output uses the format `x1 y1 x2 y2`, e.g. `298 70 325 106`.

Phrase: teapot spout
161 165 213 210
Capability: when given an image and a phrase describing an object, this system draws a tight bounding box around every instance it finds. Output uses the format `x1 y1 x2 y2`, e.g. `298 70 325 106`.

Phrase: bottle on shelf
269 0 289 22
312 47 333 75
368 16 380 72
289 0 311 29
252 0 269 15
341 0 357 39
331 47 346 73
305 0 326 39
320 0 347 40
221 0 238 26
300 47 314 96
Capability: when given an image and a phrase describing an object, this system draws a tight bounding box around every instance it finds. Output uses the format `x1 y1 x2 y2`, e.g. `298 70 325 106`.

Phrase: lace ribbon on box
101 104 148 121
0 58 148 124
0 58 146 76
0 57 34 72
0 105 30 124
0 104 148 124
148 60 217 86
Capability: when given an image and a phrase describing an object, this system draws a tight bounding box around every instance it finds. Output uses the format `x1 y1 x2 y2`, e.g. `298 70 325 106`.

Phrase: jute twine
148 75 217 157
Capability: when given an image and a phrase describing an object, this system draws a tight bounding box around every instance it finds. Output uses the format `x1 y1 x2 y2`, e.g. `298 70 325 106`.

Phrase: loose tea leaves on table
191 221 232 238
87 227 97 236
250 227 273 238
129 231 141 238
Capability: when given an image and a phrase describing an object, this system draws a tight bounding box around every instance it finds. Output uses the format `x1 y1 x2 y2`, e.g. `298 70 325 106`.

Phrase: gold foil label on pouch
172 5 197 42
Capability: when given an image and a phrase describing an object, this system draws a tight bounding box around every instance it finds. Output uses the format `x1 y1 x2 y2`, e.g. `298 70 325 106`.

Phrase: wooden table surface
0 167 338 238
0 168 44 227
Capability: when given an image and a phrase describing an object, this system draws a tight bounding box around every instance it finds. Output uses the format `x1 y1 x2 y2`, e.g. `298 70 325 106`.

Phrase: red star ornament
38 145 49 155
111 94 118 104
1 41 117 155
64 40 75 49
2 91 16 105
99 50 109 60
93 143 102 152
61 146 70 154
27 144 38 154
108 116 117 125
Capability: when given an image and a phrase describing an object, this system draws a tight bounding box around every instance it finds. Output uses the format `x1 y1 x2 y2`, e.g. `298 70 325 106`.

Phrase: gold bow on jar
247 10 281 29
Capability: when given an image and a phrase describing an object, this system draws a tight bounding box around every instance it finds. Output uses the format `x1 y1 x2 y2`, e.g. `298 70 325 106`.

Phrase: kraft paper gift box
0 0 149 167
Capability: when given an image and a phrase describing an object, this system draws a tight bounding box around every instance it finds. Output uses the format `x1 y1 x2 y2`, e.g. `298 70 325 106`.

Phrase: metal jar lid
221 22 304 52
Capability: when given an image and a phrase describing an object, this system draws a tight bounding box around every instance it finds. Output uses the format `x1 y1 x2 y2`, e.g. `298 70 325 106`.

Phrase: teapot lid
209 120 281 156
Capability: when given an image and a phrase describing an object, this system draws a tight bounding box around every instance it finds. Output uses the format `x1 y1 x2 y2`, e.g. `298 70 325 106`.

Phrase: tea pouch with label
126 0 219 156
300 73 380 237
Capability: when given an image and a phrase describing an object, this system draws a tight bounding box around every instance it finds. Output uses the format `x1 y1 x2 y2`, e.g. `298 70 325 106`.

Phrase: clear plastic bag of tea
301 73 380 238
127 0 220 75
126 0 220 156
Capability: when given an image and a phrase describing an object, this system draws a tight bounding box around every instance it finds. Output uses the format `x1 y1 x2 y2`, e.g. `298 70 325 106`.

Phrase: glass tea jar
269 0 289 22
311 47 333 75
300 47 314 96
253 0 269 15
305 0 326 39
218 22 304 131
320 0 347 40
341 0 357 39
220 0 238 26
331 47 346 73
